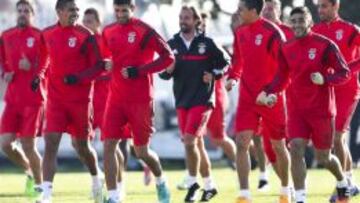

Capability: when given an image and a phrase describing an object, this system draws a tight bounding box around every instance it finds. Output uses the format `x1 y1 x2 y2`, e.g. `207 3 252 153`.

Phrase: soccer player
259 0 295 190
0 0 47 201
41 0 109 202
226 0 291 202
312 0 360 200
101 0 174 202
159 6 229 202
260 6 351 203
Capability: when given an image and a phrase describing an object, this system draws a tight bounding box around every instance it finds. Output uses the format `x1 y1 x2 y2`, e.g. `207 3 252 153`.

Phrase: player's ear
130 4 135 12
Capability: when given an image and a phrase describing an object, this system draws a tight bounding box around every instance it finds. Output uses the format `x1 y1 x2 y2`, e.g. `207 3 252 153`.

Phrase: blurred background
1 0 360 170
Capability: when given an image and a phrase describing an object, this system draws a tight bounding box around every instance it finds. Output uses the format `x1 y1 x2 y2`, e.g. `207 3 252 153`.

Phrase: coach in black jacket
159 5 229 203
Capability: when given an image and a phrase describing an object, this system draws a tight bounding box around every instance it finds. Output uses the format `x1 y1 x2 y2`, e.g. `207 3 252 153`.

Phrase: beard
17 16 28 27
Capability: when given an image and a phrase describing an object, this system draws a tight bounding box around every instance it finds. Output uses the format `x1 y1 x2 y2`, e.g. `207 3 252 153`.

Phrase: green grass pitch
0 168 359 203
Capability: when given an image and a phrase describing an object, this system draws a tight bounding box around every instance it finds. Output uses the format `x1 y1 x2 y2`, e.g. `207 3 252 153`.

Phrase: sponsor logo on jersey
26 37 35 48
309 48 317 60
68 37 77 48
198 43 206 54
128 32 136 43
255 34 263 46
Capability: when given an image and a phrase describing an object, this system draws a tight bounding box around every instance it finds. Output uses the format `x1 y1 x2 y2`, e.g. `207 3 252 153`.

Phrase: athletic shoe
257 179 269 191
184 182 200 203
279 195 290 203
350 184 360 197
156 182 170 203
143 166 152 186
103 198 119 203
25 175 35 197
177 177 190 190
200 188 218 202
92 178 104 203
336 186 350 203
235 197 251 203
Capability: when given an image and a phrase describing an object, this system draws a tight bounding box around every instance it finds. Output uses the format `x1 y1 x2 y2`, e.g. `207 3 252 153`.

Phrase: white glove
311 72 325 85
256 91 277 107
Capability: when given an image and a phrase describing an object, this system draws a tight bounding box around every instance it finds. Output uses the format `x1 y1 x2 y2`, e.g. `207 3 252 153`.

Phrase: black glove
64 74 78 85
126 66 139 78
159 71 172 80
31 76 40 91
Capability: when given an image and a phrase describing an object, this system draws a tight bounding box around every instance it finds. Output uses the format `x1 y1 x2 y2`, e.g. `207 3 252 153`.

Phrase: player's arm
322 42 350 85
31 35 49 91
159 40 176 80
264 47 290 94
65 35 107 85
208 40 230 80
226 33 243 91
0 36 14 83
125 29 175 79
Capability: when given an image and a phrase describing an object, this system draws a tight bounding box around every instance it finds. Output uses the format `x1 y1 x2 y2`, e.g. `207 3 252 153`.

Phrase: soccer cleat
92 179 105 203
103 198 119 203
156 182 170 203
31 187 44 203
143 166 153 186
200 188 218 202
184 182 200 203
257 179 269 191
235 197 251 203
25 175 35 197
279 195 291 203
350 184 360 197
336 187 350 203
177 177 190 190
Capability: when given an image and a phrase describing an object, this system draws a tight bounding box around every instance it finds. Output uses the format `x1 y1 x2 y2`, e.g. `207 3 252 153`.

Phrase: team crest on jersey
308 48 317 60
335 29 344 41
26 37 35 48
68 37 77 48
128 32 136 43
255 34 263 46
173 49 178 55
198 43 207 54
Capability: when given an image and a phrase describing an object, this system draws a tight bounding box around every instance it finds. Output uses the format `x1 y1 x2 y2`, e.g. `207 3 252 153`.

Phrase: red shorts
177 105 212 137
0 103 43 138
335 95 358 132
288 111 334 150
102 100 154 146
44 100 93 140
252 119 277 163
207 97 227 140
235 98 286 140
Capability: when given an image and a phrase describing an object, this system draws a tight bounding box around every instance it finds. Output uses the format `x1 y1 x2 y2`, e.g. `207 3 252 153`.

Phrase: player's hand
103 59 113 71
3 72 14 83
121 66 138 79
64 74 78 85
166 62 175 74
256 91 277 107
311 72 324 85
19 53 31 71
31 76 41 91
225 79 237 91
203 71 213 84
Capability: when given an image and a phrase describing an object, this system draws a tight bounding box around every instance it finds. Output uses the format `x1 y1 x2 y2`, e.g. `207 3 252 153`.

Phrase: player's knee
315 152 331 165
236 136 251 152
211 137 224 146
21 142 36 154
290 143 304 158
183 135 197 147
0 138 13 153
134 149 149 160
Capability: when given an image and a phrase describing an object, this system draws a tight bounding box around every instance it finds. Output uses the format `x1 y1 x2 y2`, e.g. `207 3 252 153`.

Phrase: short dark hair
113 0 135 6
242 0 264 14
290 6 311 17
328 0 340 6
84 8 100 23
55 0 75 10
16 0 34 13
265 0 281 7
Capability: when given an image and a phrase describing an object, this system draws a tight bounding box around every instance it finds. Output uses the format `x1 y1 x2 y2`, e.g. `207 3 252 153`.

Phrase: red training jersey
0 26 48 105
229 18 285 103
102 18 174 102
42 23 105 103
266 32 350 117
313 17 360 99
